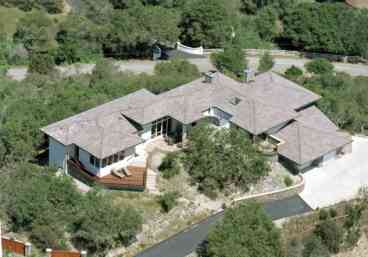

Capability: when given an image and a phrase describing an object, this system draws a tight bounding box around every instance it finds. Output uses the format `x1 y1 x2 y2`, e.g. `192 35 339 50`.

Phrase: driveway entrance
299 136 368 209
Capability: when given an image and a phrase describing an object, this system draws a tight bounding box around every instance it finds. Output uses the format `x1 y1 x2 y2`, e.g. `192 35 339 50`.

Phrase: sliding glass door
151 117 171 139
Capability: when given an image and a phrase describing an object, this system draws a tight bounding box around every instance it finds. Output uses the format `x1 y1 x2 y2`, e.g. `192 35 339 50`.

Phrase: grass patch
0 6 25 36
109 191 161 221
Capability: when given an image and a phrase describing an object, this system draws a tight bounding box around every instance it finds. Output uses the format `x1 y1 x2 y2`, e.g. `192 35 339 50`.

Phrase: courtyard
300 136 368 209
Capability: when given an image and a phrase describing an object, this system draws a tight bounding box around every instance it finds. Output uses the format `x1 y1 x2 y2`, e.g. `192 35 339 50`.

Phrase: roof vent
244 69 255 83
204 71 216 83
229 96 241 105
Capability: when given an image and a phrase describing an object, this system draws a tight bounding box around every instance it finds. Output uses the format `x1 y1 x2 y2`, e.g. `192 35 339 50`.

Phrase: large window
89 155 100 168
101 150 126 168
151 117 171 139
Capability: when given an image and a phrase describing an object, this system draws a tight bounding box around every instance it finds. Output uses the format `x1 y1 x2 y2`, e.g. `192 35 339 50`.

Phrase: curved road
134 196 312 257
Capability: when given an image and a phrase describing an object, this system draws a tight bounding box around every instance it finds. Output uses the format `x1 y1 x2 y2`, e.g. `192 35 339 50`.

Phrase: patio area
67 159 147 191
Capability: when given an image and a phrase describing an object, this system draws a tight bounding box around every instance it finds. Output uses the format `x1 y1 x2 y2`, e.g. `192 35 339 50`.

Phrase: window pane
90 156 94 165
108 156 113 165
119 151 125 160
102 158 107 168
157 122 162 135
151 123 156 138
114 154 119 163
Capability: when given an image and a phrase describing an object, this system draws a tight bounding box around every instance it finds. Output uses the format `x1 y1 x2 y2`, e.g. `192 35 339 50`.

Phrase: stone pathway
146 169 159 194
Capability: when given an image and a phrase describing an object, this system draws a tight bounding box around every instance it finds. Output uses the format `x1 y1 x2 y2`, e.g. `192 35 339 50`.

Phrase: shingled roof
273 107 352 165
42 71 325 159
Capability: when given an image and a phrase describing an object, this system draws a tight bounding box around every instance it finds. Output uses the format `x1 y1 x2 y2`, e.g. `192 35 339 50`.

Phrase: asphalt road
6 56 368 81
134 196 312 257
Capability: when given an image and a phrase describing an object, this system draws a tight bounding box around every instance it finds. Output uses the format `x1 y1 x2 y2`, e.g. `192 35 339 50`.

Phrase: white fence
176 42 204 56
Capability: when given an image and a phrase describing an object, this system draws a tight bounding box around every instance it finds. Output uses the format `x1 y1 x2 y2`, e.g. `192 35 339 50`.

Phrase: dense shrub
285 65 303 80
314 220 343 253
158 191 179 213
302 235 330 257
159 152 180 179
318 209 329 221
73 191 142 254
29 52 55 75
305 59 334 75
0 163 142 254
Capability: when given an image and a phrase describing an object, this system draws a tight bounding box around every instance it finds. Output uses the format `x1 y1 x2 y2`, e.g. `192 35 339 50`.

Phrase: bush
315 220 343 253
329 208 337 218
285 65 303 79
284 175 293 187
302 235 330 257
258 52 274 73
159 152 180 179
158 191 179 213
319 209 329 221
305 59 334 75
29 52 55 75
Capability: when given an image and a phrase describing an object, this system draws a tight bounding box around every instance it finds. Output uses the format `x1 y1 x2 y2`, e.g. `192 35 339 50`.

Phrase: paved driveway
300 136 368 209
134 196 311 257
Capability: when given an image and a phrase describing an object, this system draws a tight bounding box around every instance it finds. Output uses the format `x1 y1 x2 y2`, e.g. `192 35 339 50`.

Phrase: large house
41 71 352 189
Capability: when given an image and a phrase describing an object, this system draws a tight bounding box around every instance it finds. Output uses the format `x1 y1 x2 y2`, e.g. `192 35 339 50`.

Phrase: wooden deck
68 159 146 191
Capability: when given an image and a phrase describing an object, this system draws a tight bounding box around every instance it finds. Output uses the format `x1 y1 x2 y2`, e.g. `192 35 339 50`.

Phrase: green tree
13 10 56 53
55 15 103 64
211 43 247 78
205 202 283 257
255 6 279 41
258 52 274 72
305 59 334 75
184 123 269 197
73 190 142 254
180 0 234 47
107 5 180 58
282 3 368 56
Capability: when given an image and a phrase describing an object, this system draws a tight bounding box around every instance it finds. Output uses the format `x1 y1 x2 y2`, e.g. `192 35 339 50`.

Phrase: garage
322 150 337 164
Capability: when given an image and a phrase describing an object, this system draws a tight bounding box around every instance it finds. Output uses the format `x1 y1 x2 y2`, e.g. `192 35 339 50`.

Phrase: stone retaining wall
233 175 305 204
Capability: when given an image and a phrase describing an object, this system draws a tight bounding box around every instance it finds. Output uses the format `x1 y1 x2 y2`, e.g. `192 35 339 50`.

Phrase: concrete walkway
300 136 368 209
134 196 311 257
